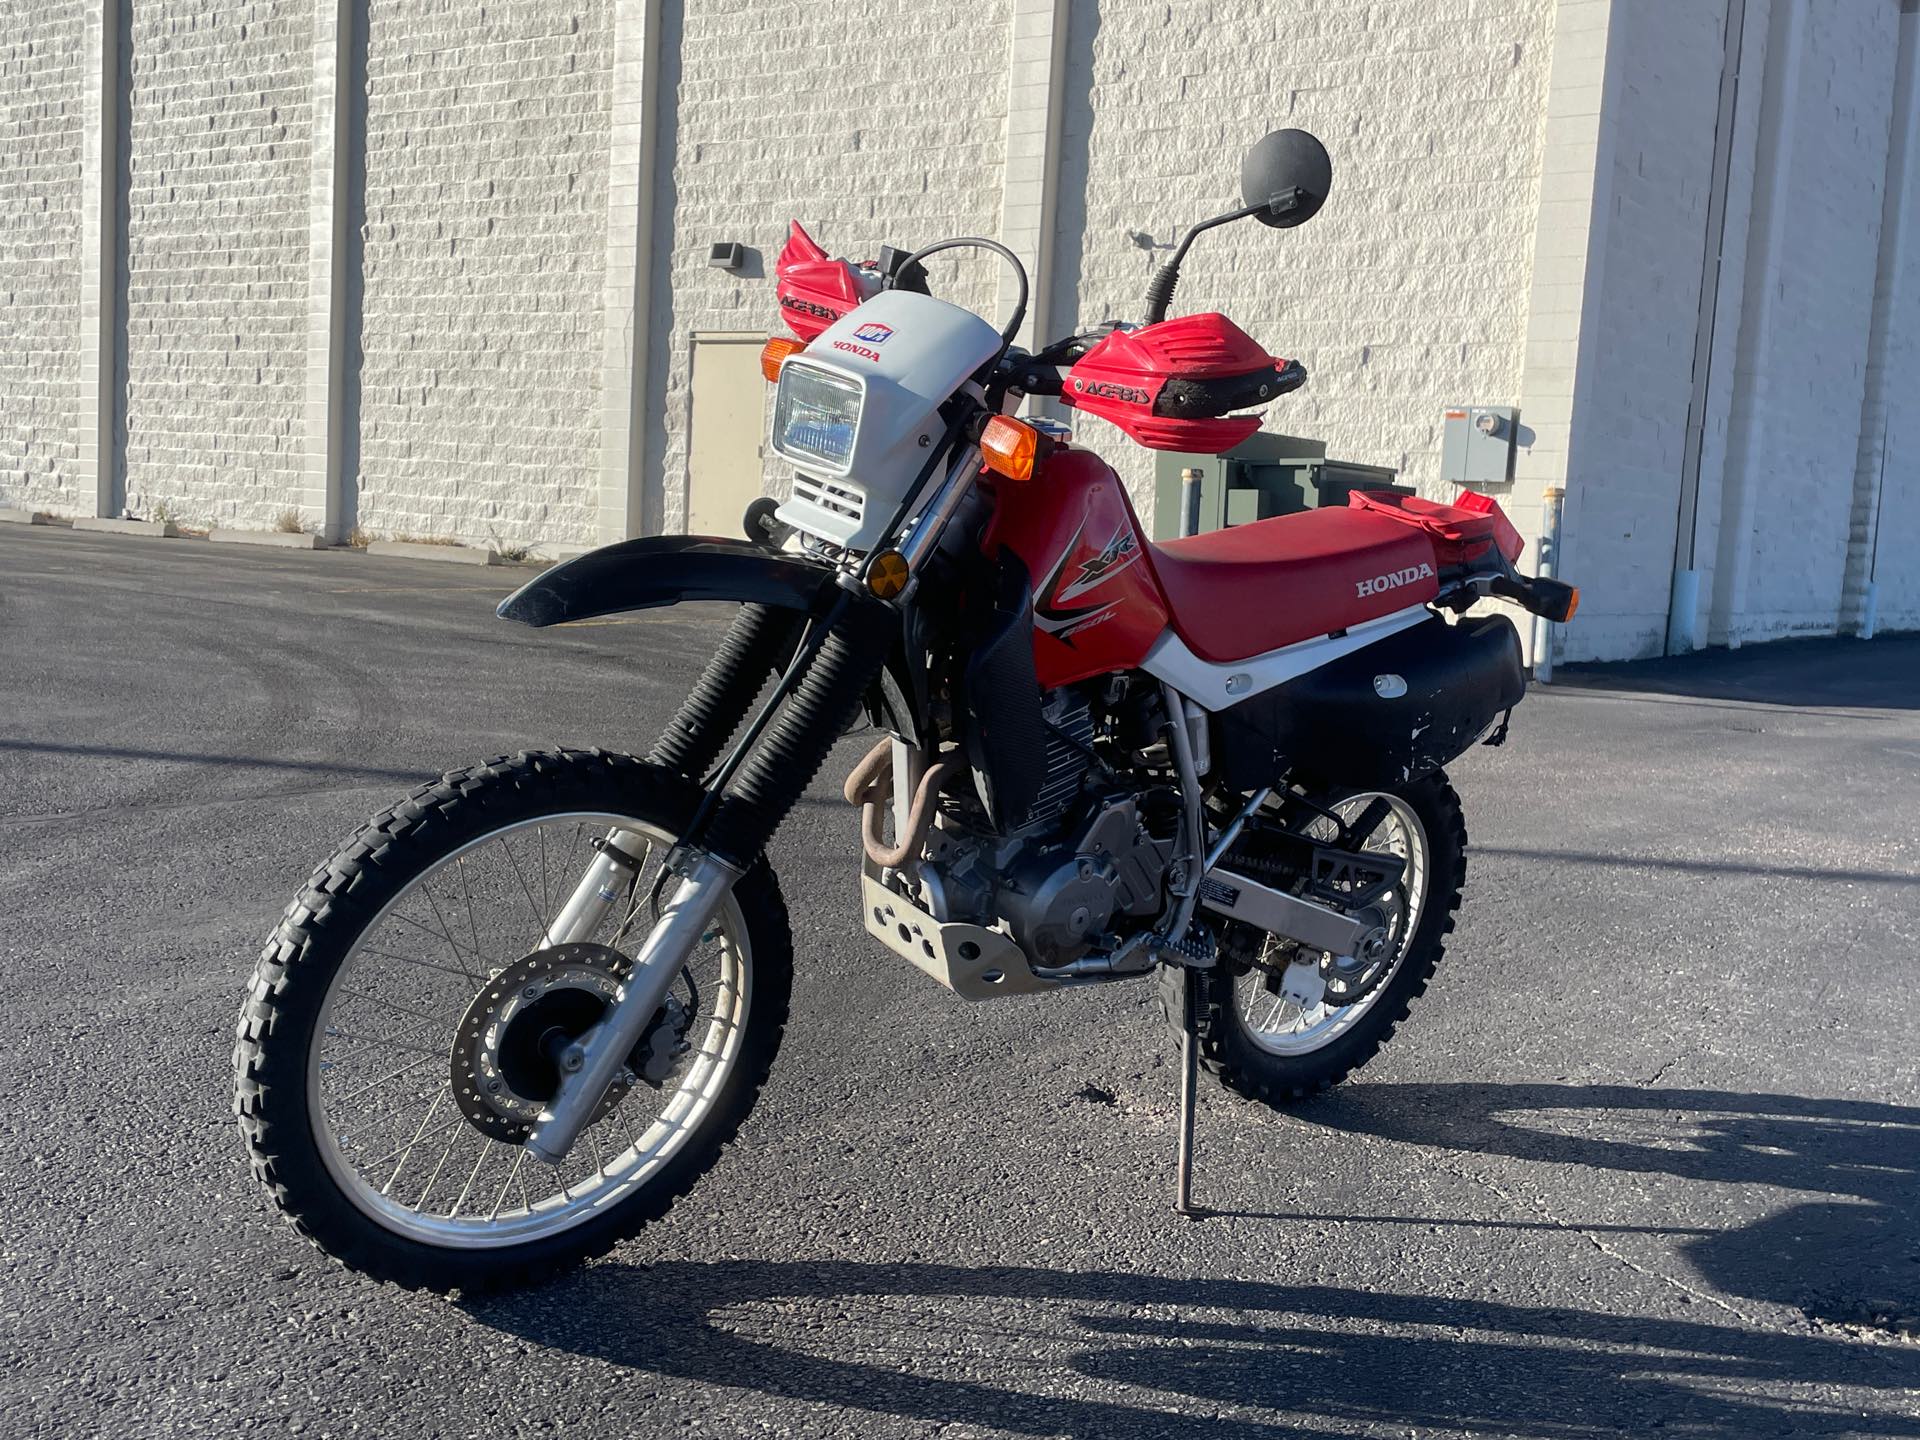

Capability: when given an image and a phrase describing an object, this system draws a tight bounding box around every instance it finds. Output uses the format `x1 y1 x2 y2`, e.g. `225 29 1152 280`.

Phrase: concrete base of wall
209 528 325 550
366 539 501 566
0 508 55 525
74 517 181 539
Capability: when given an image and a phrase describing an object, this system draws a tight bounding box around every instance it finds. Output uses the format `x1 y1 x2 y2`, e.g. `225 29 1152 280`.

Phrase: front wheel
233 749 792 1292
1165 772 1467 1105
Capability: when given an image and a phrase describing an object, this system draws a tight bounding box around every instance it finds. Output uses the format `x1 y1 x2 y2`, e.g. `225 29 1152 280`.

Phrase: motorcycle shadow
468 1084 1920 1438
1276 1081 1920 1334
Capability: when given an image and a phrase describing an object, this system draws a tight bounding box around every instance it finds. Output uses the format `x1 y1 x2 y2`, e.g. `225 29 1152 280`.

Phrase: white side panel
1142 604 1433 712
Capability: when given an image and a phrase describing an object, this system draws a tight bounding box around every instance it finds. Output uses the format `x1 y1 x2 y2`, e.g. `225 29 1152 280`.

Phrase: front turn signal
980 416 1044 482
761 336 806 383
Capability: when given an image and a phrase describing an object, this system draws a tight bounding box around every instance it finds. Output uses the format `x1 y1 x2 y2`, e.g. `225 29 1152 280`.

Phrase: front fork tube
525 850 740 1164
540 830 657 949
526 592 895 1165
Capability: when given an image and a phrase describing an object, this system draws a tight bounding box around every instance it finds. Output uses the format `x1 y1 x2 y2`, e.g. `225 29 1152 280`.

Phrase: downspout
1711 0 1805 650
1843 0 1919 638
1666 0 1748 655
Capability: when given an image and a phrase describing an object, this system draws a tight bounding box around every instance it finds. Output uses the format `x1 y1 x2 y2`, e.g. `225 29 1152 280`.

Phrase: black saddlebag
1215 614 1524 791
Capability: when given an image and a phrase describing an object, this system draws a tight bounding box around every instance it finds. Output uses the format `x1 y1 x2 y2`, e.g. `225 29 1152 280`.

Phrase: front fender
496 536 839 628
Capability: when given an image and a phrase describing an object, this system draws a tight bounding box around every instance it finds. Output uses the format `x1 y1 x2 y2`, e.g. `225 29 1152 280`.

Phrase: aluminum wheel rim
307 812 751 1249
1233 792 1428 1057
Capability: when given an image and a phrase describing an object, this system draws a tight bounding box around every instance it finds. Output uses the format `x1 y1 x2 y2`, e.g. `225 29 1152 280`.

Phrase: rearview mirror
1241 129 1332 229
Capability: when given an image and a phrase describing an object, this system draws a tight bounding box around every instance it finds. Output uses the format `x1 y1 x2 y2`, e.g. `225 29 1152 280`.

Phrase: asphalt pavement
2 522 1916 1438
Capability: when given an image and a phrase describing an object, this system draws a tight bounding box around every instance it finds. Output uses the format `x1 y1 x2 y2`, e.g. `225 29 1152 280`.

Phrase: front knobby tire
1163 771 1467 1106
233 749 793 1292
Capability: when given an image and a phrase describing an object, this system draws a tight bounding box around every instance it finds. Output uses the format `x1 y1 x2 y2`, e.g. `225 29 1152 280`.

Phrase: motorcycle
234 129 1577 1290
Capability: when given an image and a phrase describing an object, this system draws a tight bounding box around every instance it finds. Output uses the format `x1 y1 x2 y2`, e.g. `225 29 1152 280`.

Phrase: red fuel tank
983 449 1170 689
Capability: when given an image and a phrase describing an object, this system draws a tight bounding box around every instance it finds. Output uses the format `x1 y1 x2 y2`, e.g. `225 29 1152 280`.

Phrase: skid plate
859 871 1057 1000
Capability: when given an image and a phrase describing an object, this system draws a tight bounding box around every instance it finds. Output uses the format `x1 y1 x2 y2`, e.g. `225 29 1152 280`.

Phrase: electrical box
1151 435 1407 538
1441 405 1518 487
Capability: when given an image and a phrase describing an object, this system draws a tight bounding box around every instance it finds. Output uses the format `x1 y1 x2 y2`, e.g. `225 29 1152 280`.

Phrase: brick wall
1557 0 1728 661
354 0 611 549
651 0 1012 533
121 1 313 530
1730 0 1898 644
1053 0 1555 513
0 1 87 516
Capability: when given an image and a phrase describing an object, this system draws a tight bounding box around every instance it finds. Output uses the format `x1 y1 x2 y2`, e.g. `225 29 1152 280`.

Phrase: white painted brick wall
1732 0 1898 644
1861 9 1920 633
1053 0 1555 514
355 0 610 548
1554 0 1727 663
0 1 87 516
121 1 314 530
652 0 1013 533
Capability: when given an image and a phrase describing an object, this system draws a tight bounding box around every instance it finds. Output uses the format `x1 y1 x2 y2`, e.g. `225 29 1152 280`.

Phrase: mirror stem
1143 203 1266 325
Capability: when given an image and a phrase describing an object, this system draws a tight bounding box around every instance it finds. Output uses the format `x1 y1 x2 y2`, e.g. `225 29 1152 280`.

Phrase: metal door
687 335 772 537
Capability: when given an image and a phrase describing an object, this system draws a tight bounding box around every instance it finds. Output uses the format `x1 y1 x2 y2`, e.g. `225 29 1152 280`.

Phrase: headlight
772 363 863 474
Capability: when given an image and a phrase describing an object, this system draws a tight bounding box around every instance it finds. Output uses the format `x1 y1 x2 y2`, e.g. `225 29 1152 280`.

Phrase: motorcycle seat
1149 508 1441 663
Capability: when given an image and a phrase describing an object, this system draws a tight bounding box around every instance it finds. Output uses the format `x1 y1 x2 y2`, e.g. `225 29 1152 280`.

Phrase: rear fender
496 536 839 628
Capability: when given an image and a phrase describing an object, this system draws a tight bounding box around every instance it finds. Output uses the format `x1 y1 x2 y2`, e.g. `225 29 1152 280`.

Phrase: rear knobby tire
232 749 792 1292
1162 771 1467 1106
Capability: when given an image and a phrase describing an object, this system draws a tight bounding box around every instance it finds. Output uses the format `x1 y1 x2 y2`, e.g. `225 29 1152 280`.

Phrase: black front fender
496 535 839 628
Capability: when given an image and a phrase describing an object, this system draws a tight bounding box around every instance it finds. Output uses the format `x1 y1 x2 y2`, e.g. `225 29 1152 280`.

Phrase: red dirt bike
235 129 1577 1290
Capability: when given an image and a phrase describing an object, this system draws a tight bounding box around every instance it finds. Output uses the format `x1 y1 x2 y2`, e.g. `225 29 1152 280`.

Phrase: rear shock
648 603 805 781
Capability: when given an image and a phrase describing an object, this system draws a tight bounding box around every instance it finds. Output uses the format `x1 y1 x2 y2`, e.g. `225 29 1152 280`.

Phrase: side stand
1174 965 1205 1219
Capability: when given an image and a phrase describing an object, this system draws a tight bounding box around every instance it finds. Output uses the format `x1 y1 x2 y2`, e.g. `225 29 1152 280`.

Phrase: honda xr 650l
235 130 1577 1289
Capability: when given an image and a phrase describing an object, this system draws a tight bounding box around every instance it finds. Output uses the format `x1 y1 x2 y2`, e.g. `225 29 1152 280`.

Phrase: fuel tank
982 449 1170 689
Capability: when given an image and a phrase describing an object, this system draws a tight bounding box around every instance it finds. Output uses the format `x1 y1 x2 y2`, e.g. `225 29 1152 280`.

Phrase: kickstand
1174 966 1205 1220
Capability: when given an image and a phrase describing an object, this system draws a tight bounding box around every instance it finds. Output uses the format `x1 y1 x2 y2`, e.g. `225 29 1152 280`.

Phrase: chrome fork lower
523 849 740 1165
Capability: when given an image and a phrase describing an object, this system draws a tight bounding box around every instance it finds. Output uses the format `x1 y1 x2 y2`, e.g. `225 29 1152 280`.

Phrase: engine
915 689 1177 966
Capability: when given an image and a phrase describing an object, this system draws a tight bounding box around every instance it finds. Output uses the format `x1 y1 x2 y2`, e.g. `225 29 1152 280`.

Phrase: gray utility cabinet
1150 432 1407 540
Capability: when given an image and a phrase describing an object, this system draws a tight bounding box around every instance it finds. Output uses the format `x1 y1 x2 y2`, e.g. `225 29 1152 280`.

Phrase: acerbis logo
1355 563 1435 598
852 322 893 345
1072 378 1152 406
781 295 841 322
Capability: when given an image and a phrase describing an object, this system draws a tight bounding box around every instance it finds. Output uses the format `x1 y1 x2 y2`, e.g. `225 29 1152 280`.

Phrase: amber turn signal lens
760 337 806 383
1563 586 1581 622
867 549 910 600
980 416 1041 482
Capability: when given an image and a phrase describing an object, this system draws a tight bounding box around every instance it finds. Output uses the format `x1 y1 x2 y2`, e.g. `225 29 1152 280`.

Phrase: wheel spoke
450 1139 495 1218
333 1053 439 1105
494 834 548 951
418 882 483 982
488 1147 529 1221
352 943 476 983
381 1090 447 1194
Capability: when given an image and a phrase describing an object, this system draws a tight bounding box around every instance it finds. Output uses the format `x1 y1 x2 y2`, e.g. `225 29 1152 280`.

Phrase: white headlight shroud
771 289 1005 553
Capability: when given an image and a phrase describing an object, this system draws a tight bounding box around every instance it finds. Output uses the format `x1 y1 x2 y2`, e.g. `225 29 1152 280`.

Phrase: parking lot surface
3 523 1916 1437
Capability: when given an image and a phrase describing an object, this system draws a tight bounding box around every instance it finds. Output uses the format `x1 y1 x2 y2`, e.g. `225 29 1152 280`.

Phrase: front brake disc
450 943 636 1143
